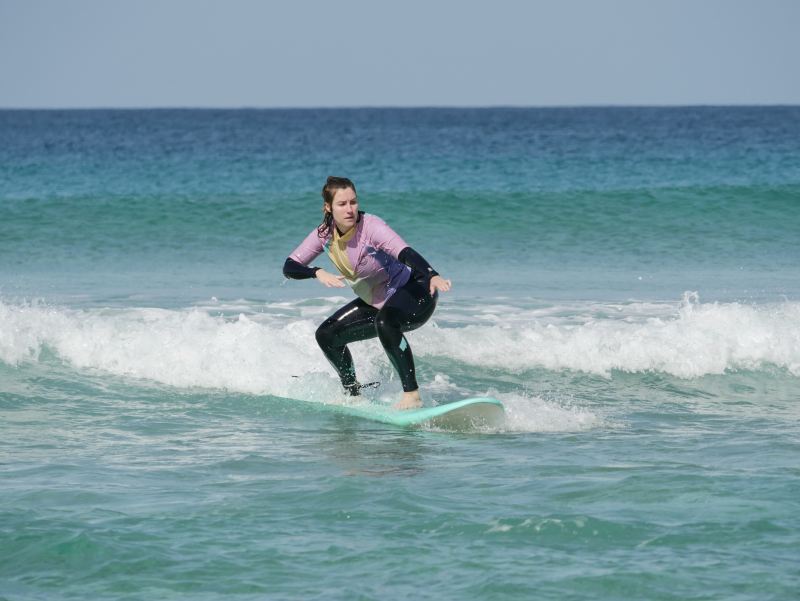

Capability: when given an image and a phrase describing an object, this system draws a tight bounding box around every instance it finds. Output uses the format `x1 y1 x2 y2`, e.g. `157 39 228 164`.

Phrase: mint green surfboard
305 396 505 430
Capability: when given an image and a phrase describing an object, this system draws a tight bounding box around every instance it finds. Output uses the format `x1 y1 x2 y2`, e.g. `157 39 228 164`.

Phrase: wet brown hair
318 176 356 239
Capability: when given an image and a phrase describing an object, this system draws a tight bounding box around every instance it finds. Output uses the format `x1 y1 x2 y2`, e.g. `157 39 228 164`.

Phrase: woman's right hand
316 269 347 288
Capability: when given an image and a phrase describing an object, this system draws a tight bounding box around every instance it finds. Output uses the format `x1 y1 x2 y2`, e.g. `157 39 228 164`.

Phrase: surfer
283 176 451 410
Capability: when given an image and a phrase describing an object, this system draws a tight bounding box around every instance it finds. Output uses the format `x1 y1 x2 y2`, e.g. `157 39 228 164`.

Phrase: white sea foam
0 299 404 403
1 294 799 402
488 390 602 433
416 292 800 378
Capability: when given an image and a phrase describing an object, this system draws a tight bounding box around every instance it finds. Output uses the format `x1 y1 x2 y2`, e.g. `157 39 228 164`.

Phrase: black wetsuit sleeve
398 247 439 280
283 257 320 280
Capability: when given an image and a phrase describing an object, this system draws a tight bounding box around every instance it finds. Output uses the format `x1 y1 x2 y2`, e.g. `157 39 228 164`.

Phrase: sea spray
417 293 800 377
3 294 799 394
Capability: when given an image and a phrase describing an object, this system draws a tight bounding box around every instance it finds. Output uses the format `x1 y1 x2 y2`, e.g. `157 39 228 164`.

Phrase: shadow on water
315 417 429 477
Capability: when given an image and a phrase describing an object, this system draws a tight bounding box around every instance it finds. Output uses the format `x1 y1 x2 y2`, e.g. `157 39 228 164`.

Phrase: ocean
1 107 799 600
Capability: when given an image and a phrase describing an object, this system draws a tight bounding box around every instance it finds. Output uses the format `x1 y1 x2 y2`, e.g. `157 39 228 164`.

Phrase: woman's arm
286 229 325 272
283 258 346 288
368 214 452 294
398 247 451 295
398 247 439 279
283 228 347 286
282 257 319 280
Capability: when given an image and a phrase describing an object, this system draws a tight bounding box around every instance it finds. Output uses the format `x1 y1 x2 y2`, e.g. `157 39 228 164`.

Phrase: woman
283 176 451 410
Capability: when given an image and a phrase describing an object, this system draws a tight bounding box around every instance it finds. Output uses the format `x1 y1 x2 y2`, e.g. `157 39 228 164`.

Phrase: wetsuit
283 212 439 395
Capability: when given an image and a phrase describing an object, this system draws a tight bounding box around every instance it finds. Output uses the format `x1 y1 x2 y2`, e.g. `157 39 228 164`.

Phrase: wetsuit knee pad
315 320 336 350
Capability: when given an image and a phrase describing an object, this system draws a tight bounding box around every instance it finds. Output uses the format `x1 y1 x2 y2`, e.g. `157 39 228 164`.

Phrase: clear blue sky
1 0 798 108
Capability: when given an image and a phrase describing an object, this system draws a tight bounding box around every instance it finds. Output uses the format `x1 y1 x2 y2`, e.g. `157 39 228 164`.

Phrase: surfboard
313 396 505 430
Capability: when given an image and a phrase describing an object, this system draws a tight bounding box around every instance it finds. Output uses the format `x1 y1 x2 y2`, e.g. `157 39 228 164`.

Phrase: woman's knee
375 311 400 342
315 320 336 349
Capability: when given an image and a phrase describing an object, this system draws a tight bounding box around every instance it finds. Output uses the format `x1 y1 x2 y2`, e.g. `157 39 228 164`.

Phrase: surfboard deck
305 396 505 430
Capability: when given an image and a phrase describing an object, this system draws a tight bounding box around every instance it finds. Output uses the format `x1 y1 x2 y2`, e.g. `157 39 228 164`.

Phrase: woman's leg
375 277 438 401
315 298 378 395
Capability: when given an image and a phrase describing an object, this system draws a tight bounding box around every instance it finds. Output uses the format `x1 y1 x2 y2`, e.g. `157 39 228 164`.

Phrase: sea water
1 108 799 600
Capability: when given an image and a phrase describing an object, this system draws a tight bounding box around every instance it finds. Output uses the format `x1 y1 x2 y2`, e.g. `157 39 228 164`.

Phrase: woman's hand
316 269 347 288
429 275 452 296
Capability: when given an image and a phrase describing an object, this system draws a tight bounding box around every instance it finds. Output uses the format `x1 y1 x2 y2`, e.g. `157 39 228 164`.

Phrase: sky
1 0 798 108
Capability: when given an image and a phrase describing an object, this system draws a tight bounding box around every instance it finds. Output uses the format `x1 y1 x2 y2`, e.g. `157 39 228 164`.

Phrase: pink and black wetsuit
283 212 440 395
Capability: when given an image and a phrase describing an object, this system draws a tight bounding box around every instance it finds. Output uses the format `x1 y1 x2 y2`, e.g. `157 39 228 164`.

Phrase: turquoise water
1 108 799 599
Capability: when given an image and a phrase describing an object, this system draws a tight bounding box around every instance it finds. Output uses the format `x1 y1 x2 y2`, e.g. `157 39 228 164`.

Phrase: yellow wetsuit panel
327 226 357 281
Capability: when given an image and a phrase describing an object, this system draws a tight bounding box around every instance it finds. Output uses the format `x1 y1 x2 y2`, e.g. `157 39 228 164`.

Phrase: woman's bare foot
393 389 422 410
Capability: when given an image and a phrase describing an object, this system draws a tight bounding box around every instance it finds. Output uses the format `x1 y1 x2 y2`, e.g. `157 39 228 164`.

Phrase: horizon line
2 103 799 111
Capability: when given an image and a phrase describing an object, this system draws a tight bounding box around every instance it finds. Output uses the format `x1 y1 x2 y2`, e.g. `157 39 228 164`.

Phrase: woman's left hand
429 275 452 296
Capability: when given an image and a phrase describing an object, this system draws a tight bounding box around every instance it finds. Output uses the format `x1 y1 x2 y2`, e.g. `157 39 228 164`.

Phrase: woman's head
319 176 359 237
321 176 355 207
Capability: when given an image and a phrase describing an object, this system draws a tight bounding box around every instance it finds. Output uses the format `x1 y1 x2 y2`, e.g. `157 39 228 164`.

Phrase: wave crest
417 292 800 377
2 294 799 395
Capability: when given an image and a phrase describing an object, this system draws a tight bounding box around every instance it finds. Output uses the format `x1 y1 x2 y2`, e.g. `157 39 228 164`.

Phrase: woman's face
327 187 359 233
